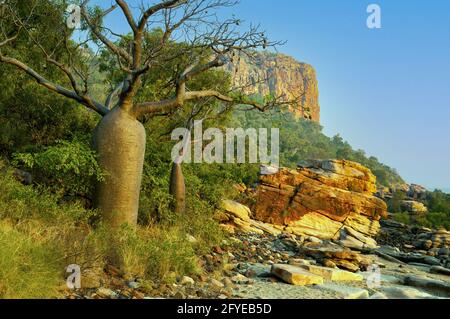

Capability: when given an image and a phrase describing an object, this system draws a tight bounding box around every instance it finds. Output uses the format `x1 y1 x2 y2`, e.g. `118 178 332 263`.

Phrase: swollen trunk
93 107 146 227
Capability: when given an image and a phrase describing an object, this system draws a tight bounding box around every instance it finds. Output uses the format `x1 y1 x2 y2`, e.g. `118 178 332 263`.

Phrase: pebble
96 288 118 299
231 274 249 284
209 278 225 289
127 281 140 289
180 276 195 286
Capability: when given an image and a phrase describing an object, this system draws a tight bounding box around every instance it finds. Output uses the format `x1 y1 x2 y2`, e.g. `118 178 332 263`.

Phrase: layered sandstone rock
254 160 388 245
226 52 320 122
401 200 428 216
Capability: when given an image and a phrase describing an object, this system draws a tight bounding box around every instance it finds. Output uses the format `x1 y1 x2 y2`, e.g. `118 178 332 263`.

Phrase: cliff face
226 52 320 122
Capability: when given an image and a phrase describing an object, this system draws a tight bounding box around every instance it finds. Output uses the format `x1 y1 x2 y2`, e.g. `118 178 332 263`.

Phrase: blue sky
95 0 450 190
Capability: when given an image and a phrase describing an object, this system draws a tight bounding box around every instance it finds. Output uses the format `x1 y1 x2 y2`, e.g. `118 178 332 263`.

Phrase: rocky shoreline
65 160 450 300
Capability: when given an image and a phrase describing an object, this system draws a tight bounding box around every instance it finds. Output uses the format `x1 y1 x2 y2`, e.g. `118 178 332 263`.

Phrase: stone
430 266 450 276
316 283 369 299
438 247 449 256
12 169 33 185
360 272 403 285
288 258 315 267
249 219 283 236
285 212 342 239
253 161 387 240
338 236 365 250
180 276 195 286
96 288 118 299
305 236 323 244
127 281 140 289
231 218 264 235
301 245 362 261
221 200 251 221
404 275 450 296
209 278 225 289
421 240 433 250
423 256 441 266
244 264 272 278
333 259 360 272
370 292 388 299
340 226 378 249
401 200 428 215
214 211 230 222
323 259 337 269
270 264 324 286
378 286 436 299
231 274 250 284
300 265 363 282
343 214 380 237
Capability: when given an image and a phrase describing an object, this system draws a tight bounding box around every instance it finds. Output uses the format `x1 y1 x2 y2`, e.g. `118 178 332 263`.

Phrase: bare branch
0 54 109 116
116 0 138 34
80 2 133 65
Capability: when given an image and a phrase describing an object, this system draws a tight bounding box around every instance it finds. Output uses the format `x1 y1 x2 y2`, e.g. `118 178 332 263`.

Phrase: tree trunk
169 162 186 215
93 106 146 228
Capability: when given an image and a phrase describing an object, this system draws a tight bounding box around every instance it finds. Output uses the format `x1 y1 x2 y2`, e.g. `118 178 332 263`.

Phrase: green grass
0 162 224 299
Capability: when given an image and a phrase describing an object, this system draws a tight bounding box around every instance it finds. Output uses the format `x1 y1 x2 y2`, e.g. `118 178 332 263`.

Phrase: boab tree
0 0 288 228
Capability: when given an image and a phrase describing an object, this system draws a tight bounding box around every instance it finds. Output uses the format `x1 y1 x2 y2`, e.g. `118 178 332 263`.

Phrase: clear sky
95 0 450 190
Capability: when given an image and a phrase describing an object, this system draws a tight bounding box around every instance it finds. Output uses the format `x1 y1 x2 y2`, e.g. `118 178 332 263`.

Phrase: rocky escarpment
226 52 320 122
252 160 387 249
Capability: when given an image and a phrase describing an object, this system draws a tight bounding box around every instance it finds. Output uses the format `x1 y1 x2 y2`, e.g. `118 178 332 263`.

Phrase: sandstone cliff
226 52 320 122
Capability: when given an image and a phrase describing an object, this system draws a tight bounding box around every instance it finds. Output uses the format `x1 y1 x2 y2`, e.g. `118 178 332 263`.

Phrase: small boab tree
0 0 290 228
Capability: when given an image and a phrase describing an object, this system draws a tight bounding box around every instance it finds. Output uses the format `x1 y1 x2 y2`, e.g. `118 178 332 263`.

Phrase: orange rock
254 160 387 240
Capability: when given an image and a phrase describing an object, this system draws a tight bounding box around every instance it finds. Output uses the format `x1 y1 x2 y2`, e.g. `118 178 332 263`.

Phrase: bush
392 212 411 225
12 139 104 198
0 161 224 298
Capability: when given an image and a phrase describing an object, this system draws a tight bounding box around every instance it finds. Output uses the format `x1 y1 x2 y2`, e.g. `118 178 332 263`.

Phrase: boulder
339 226 378 249
300 244 371 272
285 212 342 239
300 265 363 282
271 264 324 286
430 266 450 276
221 200 251 221
316 283 369 299
254 160 387 240
404 275 450 296
297 159 377 194
401 200 428 215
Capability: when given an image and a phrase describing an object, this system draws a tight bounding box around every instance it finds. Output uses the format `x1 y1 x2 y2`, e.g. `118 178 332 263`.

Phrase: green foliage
12 139 104 197
392 212 410 225
0 0 98 156
0 163 220 297
423 190 450 230
232 109 404 187
387 189 450 230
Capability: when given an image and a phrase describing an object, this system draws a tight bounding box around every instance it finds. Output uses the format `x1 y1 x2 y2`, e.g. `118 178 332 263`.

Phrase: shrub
12 139 104 198
392 212 411 225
